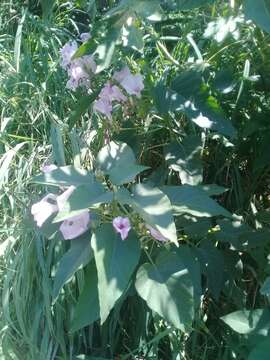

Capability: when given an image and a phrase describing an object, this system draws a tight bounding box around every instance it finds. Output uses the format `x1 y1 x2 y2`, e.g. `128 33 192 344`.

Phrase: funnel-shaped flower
112 216 131 240
31 194 58 227
60 211 90 240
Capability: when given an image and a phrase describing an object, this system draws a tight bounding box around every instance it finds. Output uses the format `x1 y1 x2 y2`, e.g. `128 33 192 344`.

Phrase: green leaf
261 277 270 295
162 185 232 218
127 184 178 246
153 84 236 138
69 90 101 130
221 308 270 335
135 251 195 331
173 0 214 10
54 184 113 222
244 0 270 33
248 337 270 360
97 141 149 185
94 28 120 73
164 136 203 185
91 224 141 323
122 24 144 52
52 233 92 301
50 124 66 166
70 261 100 332
33 165 95 187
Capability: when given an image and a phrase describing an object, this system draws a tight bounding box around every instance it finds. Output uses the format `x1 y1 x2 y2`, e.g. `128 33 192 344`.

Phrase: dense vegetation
1 0 270 359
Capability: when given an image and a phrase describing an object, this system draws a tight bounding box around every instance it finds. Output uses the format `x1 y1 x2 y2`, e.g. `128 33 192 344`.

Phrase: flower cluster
93 66 144 120
60 33 96 91
31 166 90 240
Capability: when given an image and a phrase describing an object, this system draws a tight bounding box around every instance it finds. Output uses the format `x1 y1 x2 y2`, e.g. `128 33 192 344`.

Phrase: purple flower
112 216 131 240
41 164 57 173
113 66 131 83
60 41 78 69
60 211 90 240
66 56 96 91
146 225 168 242
113 66 144 98
121 73 144 97
100 82 127 102
93 97 113 120
80 32 91 42
31 194 58 227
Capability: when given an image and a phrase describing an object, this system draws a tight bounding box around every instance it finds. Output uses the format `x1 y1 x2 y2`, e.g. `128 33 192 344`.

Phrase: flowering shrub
4 0 270 359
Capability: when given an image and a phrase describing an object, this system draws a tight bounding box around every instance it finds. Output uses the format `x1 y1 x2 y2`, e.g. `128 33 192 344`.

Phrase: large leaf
135 251 195 331
162 185 232 218
172 0 214 10
248 337 270 360
33 165 95 187
244 0 270 33
108 0 163 21
70 261 100 332
164 136 203 185
91 224 141 323
125 184 178 246
96 141 149 185
52 233 92 301
153 84 236 138
221 308 270 335
54 184 113 222
93 28 120 73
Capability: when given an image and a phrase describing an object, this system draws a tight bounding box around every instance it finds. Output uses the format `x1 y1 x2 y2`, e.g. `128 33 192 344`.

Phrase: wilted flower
146 225 168 242
113 66 144 97
80 32 91 42
112 216 131 240
60 41 78 69
31 194 58 227
60 211 90 240
41 164 57 173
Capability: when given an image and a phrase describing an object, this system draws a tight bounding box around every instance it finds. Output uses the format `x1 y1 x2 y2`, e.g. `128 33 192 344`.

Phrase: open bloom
100 82 127 103
93 97 113 120
60 211 90 240
60 41 78 69
31 194 58 227
146 225 168 242
57 186 76 211
112 216 131 240
66 55 96 91
113 66 144 97
80 32 91 42
41 164 57 173
31 186 75 228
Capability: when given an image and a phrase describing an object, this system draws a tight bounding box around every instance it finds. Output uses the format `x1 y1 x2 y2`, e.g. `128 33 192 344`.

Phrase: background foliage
1 0 270 359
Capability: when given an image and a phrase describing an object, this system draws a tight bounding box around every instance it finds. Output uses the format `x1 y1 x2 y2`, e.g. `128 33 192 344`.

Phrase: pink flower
146 225 168 242
80 32 91 42
66 56 96 91
60 211 90 240
120 74 144 97
113 66 144 98
60 41 78 69
31 194 58 227
93 97 113 120
112 216 131 240
57 186 76 211
100 82 127 102
113 66 131 83
41 164 57 173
